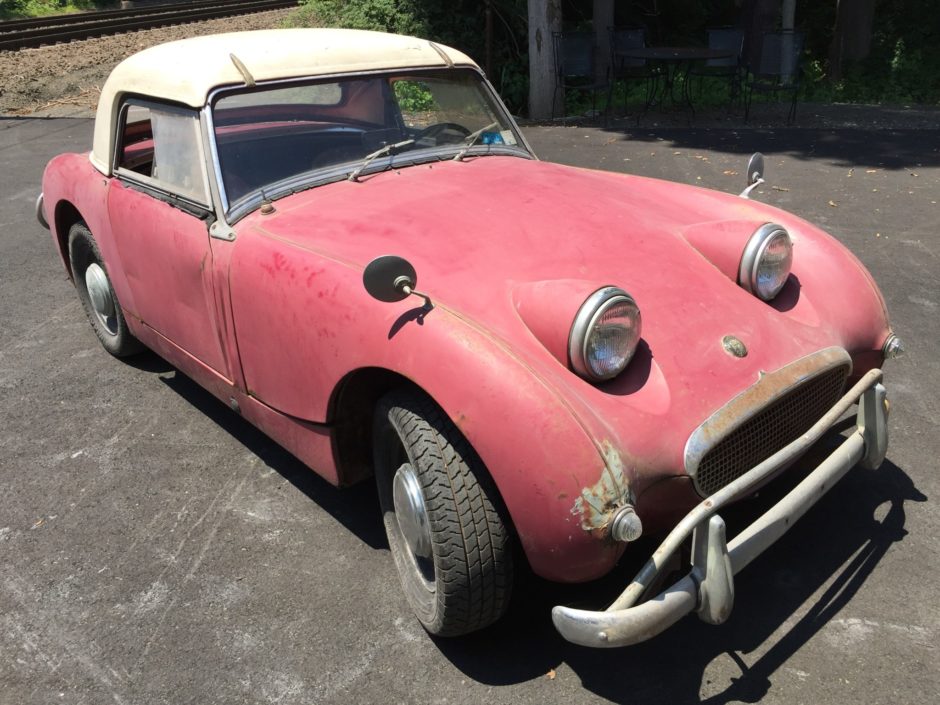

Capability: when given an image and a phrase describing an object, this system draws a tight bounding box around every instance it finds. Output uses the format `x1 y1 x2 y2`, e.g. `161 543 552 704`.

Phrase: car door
107 100 229 377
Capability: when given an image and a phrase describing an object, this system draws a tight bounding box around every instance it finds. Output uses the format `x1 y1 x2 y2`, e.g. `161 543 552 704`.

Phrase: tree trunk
593 0 614 83
781 0 796 30
528 0 562 119
741 0 778 70
829 0 876 81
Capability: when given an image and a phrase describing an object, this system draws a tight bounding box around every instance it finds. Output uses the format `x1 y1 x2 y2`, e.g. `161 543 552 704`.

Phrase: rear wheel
374 390 513 636
68 222 142 357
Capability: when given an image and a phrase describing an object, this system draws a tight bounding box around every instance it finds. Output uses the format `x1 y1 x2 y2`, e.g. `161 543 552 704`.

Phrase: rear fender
42 154 137 314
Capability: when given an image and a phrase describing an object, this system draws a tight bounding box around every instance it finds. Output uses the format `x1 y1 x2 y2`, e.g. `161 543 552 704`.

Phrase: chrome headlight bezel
569 286 642 382
739 223 793 301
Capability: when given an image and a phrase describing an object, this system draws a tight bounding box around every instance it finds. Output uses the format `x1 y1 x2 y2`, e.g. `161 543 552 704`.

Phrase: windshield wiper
348 139 415 182
453 122 501 161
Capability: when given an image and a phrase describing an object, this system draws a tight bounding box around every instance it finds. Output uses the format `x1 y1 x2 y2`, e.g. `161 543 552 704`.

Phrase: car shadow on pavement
597 126 940 171
434 453 925 704
152 360 388 551
129 352 925 704
123 351 174 374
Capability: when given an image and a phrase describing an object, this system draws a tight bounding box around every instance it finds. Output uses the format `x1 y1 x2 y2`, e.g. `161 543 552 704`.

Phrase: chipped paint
571 440 631 536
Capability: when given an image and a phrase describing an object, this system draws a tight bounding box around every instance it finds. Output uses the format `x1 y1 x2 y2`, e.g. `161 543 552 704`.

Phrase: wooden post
485 0 494 77
829 0 876 81
593 0 614 83
528 0 563 119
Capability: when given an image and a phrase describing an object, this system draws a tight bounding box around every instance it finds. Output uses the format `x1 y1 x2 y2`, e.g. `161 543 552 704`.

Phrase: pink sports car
38 28 902 647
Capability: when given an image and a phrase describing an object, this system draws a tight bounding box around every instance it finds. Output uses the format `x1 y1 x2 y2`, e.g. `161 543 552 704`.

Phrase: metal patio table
614 46 736 118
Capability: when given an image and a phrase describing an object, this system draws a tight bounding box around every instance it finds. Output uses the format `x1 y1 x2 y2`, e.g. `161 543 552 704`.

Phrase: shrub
1 1 106 19
283 0 428 36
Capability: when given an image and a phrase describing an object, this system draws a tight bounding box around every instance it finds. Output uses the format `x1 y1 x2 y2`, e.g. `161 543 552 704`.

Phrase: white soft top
91 28 478 173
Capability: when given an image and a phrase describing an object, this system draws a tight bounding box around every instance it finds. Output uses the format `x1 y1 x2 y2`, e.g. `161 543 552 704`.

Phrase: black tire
68 222 142 357
374 390 513 636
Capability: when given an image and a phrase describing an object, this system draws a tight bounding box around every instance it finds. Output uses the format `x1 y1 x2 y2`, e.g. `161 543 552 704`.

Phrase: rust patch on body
571 441 631 537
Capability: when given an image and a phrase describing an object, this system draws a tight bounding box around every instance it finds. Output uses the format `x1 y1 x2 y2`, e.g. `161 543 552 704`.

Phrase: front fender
382 307 628 583
770 209 891 365
229 228 625 582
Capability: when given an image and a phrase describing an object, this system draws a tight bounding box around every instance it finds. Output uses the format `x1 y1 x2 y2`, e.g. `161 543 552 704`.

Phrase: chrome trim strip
201 103 229 216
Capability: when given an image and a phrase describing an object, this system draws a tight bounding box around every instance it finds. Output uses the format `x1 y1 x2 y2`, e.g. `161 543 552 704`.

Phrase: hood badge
722 335 748 358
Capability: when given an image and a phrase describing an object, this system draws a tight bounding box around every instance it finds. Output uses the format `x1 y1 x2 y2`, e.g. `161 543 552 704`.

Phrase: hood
240 156 889 479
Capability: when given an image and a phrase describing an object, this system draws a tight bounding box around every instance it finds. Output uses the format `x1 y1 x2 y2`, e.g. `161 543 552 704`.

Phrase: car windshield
211 69 526 210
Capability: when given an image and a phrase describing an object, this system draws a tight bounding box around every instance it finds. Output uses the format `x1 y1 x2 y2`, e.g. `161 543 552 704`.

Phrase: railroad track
0 0 298 52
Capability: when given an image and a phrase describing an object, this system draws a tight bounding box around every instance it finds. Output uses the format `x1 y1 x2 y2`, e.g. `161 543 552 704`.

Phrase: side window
117 105 154 175
116 102 211 206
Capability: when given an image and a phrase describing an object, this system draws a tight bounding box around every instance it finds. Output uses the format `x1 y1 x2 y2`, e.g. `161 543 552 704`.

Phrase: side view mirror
739 152 766 199
363 255 432 308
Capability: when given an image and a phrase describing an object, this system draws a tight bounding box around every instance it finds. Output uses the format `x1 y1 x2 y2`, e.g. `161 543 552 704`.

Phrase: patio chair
744 30 805 124
687 27 744 106
551 31 609 121
606 26 658 116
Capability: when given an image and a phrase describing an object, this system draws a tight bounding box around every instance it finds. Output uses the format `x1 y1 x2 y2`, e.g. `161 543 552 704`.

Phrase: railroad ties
0 0 298 52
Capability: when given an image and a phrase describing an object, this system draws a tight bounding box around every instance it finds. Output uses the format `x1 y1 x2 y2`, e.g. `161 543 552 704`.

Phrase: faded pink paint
42 152 891 584
108 180 229 376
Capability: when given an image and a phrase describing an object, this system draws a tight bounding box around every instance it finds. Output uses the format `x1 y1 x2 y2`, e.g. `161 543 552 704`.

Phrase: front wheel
374 390 513 636
68 222 142 357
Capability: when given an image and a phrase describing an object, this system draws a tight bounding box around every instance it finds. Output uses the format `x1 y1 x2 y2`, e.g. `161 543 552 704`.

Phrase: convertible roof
90 28 478 173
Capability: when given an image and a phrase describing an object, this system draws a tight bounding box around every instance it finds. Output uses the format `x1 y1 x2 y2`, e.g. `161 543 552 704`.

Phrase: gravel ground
0 8 295 115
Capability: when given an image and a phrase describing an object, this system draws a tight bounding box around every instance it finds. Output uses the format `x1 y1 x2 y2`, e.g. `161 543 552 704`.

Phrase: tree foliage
287 0 940 111
287 0 530 113
0 0 105 18
799 0 940 103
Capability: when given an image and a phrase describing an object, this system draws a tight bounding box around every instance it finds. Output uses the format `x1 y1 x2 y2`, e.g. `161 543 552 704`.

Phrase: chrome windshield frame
204 65 535 224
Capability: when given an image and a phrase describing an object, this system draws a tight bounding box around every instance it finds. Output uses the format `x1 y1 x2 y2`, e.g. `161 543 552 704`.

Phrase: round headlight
569 287 642 381
739 223 793 301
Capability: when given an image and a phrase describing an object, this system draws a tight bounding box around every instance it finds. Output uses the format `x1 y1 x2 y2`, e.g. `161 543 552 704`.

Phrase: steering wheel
412 122 471 145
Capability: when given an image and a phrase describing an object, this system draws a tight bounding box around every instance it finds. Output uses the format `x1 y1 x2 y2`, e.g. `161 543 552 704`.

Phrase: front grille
693 365 849 496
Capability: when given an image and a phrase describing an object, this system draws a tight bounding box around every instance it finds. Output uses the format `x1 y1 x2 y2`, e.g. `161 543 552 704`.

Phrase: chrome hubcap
84 263 117 335
393 463 431 559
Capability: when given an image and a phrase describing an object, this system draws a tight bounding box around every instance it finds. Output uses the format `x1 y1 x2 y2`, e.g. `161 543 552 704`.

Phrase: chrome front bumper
552 369 887 648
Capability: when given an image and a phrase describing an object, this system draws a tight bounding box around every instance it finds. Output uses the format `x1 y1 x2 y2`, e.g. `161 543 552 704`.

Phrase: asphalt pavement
1 114 938 705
